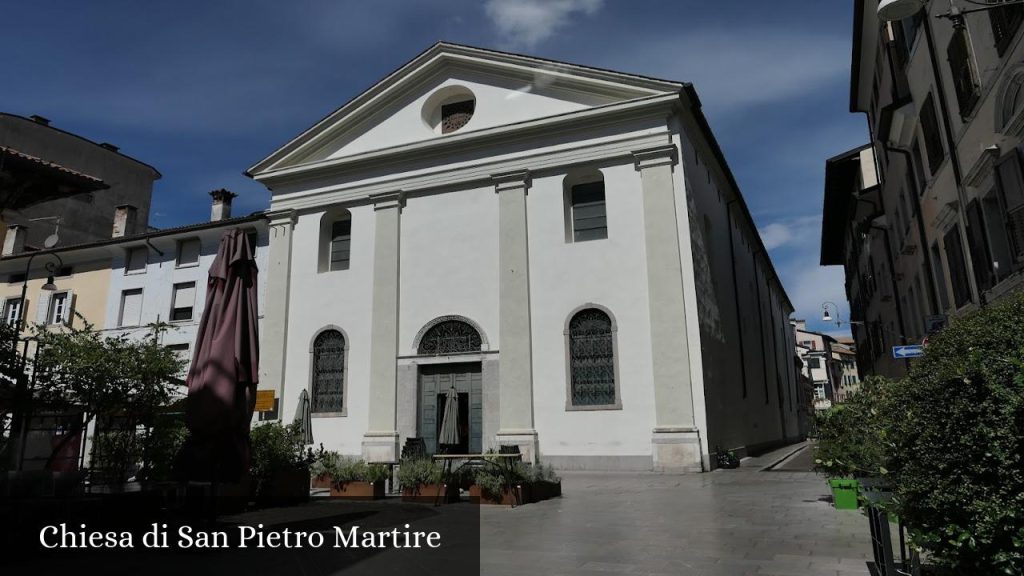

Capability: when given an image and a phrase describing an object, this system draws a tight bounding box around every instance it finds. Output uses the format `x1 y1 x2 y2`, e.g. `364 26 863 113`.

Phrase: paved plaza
481 443 874 576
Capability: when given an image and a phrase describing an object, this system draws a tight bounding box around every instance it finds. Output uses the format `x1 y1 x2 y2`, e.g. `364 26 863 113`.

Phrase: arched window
417 320 482 355
311 329 345 413
319 208 352 273
567 308 618 408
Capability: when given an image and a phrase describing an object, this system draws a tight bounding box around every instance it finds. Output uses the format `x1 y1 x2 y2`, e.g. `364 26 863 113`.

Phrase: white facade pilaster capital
370 190 405 211
632 145 678 171
492 170 532 193
265 208 297 227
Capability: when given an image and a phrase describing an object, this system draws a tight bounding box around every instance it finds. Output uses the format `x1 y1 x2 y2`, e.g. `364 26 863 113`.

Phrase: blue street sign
892 345 924 359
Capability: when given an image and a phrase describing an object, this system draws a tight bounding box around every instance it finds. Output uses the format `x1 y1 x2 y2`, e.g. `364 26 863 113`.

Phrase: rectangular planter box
311 474 332 489
257 467 311 506
531 480 561 501
828 478 860 510
329 480 385 500
469 483 529 506
402 483 458 503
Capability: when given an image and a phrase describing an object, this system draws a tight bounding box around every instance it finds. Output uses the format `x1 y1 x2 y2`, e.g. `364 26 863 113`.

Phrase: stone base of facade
495 429 539 464
541 455 654 471
651 427 703 472
361 431 399 463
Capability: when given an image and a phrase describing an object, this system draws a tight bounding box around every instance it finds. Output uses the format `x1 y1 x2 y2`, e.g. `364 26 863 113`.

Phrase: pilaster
258 209 296 421
363 191 404 462
493 170 538 462
633 145 702 471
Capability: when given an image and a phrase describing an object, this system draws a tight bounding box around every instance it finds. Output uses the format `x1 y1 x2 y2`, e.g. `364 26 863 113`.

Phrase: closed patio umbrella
438 386 460 453
178 229 259 483
293 389 313 445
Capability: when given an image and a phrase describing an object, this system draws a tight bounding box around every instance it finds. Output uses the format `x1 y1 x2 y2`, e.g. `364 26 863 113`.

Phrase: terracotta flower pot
330 480 385 500
469 483 528 506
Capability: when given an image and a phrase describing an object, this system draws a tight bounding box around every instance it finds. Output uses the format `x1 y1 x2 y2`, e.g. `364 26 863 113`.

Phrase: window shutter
61 290 74 324
177 239 200 266
173 284 196 309
920 94 945 174
947 28 979 117
120 290 143 327
126 246 147 273
36 293 50 324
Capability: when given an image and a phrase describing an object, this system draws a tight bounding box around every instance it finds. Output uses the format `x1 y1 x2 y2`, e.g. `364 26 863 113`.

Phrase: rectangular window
966 200 994 293
931 242 951 311
47 291 71 325
808 358 821 369
126 246 147 274
329 219 351 271
3 298 22 325
571 181 608 242
176 238 201 267
166 343 190 376
995 149 1024 261
170 282 196 322
944 228 972 308
990 3 1024 57
947 26 980 117
119 289 143 327
920 94 945 174
912 139 928 194
982 189 1014 282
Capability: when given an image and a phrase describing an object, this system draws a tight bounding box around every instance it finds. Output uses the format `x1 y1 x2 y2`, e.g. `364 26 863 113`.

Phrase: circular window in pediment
422 85 476 135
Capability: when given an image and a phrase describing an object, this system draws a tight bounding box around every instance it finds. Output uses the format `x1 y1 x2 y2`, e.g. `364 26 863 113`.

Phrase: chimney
2 225 27 256
112 205 138 238
210 189 237 221
29 115 50 126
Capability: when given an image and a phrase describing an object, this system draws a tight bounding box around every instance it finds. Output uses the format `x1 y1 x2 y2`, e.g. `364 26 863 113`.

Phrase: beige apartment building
823 1 1024 378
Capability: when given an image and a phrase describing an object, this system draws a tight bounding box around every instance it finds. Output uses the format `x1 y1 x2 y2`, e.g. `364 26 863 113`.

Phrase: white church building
247 43 799 471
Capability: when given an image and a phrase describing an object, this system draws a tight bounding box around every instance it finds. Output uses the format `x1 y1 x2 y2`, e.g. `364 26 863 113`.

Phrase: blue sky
1 0 866 335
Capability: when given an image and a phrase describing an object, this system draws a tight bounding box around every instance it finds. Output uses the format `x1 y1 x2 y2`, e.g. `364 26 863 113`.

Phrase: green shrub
138 417 188 482
881 293 1024 574
812 376 889 479
92 429 144 483
250 422 315 483
397 458 441 489
474 468 506 500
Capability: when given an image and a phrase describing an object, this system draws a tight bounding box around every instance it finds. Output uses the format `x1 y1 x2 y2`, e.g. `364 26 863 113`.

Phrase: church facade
248 43 799 471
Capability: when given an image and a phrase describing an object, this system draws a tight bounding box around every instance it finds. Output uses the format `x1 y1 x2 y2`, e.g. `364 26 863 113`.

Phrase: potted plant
250 422 316 506
529 462 561 501
311 449 337 489
812 379 888 511
398 458 455 503
470 467 529 505
327 457 387 500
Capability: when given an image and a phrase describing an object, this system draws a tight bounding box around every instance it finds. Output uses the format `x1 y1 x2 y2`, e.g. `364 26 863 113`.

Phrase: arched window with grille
311 328 346 414
566 306 620 410
417 319 482 355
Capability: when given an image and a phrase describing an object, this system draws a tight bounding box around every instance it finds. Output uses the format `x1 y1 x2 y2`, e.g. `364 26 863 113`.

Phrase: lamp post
6 250 63 471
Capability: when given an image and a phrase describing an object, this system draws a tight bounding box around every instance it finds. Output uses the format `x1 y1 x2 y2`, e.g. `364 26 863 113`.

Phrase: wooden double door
417 362 482 454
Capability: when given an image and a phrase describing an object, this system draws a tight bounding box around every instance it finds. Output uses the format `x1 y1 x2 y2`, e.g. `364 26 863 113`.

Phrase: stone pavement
480 443 874 576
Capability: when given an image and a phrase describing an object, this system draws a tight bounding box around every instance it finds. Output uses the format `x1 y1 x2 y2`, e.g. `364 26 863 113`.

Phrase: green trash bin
828 478 860 510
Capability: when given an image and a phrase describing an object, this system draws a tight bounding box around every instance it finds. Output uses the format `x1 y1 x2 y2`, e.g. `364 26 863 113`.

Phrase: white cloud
484 0 604 50
759 215 822 251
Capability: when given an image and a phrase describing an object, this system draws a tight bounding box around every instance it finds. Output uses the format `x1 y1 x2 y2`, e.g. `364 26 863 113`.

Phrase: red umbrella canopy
181 228 259 482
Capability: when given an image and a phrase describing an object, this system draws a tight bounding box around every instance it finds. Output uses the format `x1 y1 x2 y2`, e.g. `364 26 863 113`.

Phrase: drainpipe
726 200 749 399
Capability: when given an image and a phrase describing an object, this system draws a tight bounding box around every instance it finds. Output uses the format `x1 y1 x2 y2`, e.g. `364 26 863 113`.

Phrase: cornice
491 170 531 192
267 130 673 213
632 144 678 170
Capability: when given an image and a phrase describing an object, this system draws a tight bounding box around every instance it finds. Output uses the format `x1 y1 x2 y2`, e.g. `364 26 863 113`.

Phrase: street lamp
16 252 64 333
820 301 863 329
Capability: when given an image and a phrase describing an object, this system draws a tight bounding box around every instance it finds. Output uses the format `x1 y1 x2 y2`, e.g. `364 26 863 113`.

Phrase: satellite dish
877 0 926 21
43 234 59 249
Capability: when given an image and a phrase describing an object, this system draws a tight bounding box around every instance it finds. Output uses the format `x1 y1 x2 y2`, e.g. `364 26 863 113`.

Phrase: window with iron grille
440 100 474 134
947 27 980 118
417 320 481 355
571 181 608 242
920 94 945 174
944 227 972 308
311 330 345 413
568 308 616 407
990 3 1024 56
329 219 351 271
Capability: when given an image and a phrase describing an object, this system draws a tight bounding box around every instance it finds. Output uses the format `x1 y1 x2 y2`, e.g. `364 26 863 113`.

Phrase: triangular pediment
248 42 683 176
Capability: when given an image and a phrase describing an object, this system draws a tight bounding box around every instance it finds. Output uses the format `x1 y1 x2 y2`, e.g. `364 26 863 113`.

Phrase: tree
30 318 185 476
